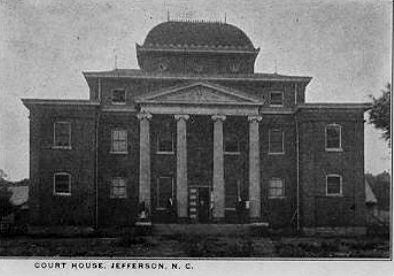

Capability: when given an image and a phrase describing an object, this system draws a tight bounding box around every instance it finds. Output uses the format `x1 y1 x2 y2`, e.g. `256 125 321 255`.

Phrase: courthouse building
22 21 369 232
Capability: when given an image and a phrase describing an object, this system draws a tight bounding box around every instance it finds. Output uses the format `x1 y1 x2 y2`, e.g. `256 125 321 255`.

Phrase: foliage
369 83 391 142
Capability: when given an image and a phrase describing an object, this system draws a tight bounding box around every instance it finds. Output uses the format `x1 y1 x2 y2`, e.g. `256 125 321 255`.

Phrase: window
268 178 285 199
270 91 284 106
112 89 126 104
269 129 284 154
54 122 71 149
326 174 342 196
111 129 128 154
224 135 240 154
110 177 127 199
53 173 71 196
225 179 241 210
156 131 174 154
325 124 342 151
156 176 174 209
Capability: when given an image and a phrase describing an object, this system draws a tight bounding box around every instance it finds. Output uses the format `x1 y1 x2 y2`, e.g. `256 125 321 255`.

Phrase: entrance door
197 187 210 223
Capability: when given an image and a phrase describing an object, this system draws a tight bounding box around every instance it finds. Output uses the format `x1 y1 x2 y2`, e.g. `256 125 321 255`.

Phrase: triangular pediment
136 82 261 105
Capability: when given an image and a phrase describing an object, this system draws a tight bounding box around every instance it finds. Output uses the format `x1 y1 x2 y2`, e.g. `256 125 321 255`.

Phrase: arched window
325 124 342 151
326 174 342 196
268 178 285 199
53 172 71 196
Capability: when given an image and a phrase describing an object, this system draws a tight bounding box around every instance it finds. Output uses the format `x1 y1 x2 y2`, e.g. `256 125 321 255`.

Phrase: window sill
52 146 72 150
326 194 343 197
225 208 236 211
110 197 128 199
53 193 71 197
111 102 126 105
156 151 175 155
269 104 284 108
325 148 343 152
224 152 241 155
268 196 286 200
268 152 285 155
110 151 129 155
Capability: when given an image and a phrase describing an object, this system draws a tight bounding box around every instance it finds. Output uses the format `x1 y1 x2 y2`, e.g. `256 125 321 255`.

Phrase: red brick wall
29 106 97 226
297 109 366 228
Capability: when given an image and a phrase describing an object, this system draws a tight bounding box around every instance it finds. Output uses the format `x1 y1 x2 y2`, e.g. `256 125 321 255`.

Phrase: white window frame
268 129 285 155
53 172 71 196
326 174 343 196
110 129 128 154
270 91 284 107
110 177 127 199
53 121 71 149
111 88 126 105
325 123 342 152
224 135 241 155
268 177 286 199
156 131 175 155
156 176 174 210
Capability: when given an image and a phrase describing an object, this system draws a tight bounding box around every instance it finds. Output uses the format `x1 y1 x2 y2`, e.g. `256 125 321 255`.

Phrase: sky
0 0 391 181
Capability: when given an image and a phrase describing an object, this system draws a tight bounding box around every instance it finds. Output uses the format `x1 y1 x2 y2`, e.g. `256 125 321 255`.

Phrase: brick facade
22 21 369 232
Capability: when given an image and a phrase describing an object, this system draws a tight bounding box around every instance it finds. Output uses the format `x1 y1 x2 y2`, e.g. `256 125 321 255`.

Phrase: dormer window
270 91 284 107
112 89 126 104
230 63 240 73
158 62 168 72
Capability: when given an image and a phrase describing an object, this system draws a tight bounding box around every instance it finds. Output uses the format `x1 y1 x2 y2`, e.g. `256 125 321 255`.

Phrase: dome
142 21 255 50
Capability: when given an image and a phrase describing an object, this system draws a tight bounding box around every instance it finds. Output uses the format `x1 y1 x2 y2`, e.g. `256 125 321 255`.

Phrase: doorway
189 186 211 223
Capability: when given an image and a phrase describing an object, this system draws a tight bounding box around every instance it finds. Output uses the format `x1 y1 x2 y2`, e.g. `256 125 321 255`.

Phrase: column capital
137 112 152 121
211 114 226 122
174 114 190 121
248 115 262 123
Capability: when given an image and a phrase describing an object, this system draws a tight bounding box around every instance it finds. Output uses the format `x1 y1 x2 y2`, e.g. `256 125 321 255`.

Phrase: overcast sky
0 0 391 180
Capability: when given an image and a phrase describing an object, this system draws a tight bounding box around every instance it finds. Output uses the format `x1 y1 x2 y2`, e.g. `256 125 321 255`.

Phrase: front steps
152 223 269 236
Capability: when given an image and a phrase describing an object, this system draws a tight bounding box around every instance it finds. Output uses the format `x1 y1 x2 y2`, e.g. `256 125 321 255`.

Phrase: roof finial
274 58 278 74
113 48 118 70
224 13 227 23
167 10 170 21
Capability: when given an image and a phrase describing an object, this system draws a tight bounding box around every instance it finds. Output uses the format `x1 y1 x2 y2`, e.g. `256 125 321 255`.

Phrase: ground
0 230 390 258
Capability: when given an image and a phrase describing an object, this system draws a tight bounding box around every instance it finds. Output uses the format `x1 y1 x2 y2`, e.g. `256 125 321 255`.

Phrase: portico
136 82 264 223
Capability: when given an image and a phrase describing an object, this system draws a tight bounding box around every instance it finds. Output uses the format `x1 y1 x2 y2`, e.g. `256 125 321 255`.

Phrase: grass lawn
0 232 390 258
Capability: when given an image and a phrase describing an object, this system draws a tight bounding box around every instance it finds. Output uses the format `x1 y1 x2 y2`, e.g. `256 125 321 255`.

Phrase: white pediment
136 82 261 105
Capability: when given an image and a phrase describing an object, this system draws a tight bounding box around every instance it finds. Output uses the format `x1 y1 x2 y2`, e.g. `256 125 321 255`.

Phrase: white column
174 114 190 219
137 112 152 213
248 115 262 220
212 114 226 220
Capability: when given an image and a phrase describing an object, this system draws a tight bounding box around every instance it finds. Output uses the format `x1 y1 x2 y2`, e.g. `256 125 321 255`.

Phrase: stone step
152 223 269 236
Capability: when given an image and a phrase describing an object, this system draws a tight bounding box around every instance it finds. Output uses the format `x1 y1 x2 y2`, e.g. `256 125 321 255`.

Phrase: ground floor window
156 176 174 209
110 177 127 199
326 174 342 195
268 178 285 199
53 173 71 196
225 179 241 210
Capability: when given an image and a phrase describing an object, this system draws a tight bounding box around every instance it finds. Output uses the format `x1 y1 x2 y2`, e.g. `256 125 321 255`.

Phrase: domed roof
142 21 255 50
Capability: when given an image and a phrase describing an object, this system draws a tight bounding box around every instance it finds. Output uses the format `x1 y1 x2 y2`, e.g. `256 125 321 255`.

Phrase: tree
369 83 391 142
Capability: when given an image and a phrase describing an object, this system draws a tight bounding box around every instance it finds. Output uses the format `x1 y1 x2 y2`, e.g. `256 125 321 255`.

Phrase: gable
136 82 262 105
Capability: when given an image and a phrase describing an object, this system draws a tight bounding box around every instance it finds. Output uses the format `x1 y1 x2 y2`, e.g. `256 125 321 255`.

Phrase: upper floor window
268 178 285 199
156 131 174 154
224 135 240 155
112 89 126 104
325 124 342 151
53 172 71 196
110 177 127 199
54 122 71 149
326 174 342 196
269 129 284 154
270 91 284 106
156 176 174 210
111 129 128 154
